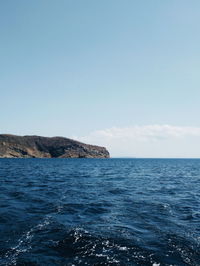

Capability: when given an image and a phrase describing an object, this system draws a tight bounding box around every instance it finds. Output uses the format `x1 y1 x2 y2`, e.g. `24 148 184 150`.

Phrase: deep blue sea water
0 158 200 266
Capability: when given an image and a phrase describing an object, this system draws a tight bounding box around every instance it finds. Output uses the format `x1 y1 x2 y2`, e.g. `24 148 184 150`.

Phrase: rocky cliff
0 134 110 158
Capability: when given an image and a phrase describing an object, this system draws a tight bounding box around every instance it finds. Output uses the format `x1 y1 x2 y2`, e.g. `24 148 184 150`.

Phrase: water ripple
0 158 200 265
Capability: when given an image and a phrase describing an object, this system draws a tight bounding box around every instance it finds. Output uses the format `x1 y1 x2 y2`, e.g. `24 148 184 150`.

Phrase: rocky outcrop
0 134 110 158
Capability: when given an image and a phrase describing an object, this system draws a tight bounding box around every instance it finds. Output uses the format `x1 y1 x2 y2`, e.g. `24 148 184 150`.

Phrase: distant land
0 134 110 158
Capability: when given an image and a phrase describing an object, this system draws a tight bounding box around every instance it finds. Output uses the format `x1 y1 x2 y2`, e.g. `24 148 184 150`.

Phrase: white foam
2 216 52 266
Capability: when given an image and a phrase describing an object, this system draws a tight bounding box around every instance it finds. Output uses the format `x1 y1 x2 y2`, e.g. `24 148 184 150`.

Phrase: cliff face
0 134 110 158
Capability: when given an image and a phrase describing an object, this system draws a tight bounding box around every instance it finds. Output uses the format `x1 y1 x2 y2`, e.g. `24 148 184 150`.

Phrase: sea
0 158 200 266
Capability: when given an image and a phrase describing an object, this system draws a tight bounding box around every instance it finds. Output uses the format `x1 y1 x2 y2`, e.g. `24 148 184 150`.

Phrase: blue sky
1 1 200 157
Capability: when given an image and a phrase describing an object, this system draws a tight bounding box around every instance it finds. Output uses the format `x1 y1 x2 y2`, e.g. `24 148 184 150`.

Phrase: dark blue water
0 159 200 266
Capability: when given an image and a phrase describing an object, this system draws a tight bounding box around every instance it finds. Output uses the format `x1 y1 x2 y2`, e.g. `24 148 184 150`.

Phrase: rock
0 134 110 158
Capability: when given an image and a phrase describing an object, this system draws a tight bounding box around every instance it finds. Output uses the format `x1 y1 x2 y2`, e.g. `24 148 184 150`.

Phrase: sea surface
0 159 200 266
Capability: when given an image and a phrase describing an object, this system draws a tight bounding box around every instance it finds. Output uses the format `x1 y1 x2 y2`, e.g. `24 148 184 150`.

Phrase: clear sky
1 0 200 157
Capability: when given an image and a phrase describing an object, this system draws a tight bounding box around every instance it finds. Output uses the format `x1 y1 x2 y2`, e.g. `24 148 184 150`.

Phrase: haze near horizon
1 0 200 157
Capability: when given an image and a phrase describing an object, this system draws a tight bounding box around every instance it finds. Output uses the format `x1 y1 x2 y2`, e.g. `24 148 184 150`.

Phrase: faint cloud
74 125 200 157
78 125 200 141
